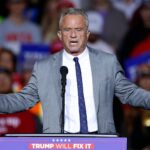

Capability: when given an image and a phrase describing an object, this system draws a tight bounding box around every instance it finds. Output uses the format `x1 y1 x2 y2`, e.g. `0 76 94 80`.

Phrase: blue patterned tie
73 57 88 133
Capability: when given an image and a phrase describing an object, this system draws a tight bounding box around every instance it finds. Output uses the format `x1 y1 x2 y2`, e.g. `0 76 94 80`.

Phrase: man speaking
0 8 150 134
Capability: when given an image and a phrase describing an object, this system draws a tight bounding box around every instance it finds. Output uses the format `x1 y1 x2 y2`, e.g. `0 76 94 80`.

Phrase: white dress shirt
62 47 98 133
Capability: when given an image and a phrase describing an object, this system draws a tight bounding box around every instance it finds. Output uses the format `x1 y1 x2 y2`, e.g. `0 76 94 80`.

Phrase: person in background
0 48 43 129
41 0 74 54
0 47 22 92
118 0 150 65
92 0 128 50
87 10 114 54
0 0 42 54
0 67 42 135
0 48 16 72
41 0 60 45
0 68 13 94
0 47 43 130
121 64 150 149
111 0 141 21
41 0 74 44
136 64 150 150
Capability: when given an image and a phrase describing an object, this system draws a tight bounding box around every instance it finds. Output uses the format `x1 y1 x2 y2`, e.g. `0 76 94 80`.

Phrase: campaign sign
17 44 50 71
0 135 127 150
124 51 150 81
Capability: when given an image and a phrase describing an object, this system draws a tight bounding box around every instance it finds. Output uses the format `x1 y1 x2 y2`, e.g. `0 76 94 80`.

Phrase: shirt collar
63 47 89 61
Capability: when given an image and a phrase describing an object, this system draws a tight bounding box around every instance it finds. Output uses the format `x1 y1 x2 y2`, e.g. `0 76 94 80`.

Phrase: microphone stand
60 66 68 134
61 77 66 134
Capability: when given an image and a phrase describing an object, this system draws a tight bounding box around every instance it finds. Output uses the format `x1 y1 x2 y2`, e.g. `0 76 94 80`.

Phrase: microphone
60 66 68 87
60 66 68 133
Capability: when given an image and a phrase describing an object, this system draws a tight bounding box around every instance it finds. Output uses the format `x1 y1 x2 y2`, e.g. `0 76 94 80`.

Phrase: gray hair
59 8 89 29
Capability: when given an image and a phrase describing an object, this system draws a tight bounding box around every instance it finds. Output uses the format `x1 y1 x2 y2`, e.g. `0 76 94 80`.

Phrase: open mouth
70 40 78 45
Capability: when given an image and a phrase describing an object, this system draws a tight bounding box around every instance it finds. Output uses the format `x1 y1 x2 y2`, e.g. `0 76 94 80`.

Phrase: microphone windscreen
60 66 68 76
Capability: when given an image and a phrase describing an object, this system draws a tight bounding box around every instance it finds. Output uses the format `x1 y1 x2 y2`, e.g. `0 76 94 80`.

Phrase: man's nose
70 30 76 38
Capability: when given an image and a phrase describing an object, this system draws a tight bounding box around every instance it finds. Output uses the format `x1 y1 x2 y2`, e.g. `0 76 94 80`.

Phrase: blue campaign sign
17 44 50 72
24 8 39 23
124 51 150 81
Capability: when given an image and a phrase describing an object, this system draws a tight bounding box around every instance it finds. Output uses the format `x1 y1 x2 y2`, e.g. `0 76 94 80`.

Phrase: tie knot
73 57 79 62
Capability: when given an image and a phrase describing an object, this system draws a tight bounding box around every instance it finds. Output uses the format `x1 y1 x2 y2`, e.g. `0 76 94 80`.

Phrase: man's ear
87 31 90 39
57 31 62 41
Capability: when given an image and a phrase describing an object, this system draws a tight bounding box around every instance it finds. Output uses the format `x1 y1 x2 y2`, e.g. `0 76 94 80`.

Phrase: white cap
87 11 104 34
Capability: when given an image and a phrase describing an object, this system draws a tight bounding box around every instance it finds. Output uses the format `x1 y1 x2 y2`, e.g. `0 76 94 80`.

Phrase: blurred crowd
0 0 150 149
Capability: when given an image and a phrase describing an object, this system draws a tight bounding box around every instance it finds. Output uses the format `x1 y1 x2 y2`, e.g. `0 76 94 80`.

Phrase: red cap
57 0 75 10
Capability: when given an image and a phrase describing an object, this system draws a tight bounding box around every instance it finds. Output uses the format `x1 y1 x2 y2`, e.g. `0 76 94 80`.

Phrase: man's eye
76 28 82 31
63 28 70 31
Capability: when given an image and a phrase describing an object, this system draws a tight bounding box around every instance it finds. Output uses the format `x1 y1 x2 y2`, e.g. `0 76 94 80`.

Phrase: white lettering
31 144 54 149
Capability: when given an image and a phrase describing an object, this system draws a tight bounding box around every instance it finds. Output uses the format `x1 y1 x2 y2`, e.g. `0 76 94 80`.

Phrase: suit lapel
88 48 101 112
51 51 63 104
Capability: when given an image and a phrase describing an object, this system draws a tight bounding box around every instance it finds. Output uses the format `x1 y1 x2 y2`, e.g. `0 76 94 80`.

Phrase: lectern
0 134 127 150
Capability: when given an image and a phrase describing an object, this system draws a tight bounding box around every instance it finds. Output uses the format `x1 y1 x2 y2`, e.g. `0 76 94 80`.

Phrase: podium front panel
0 134 127 150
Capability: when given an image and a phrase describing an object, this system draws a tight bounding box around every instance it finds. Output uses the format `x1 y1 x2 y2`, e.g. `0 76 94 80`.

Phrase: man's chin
69 49 81 55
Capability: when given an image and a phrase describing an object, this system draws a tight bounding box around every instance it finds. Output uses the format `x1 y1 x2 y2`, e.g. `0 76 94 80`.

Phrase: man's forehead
59 13 88 29
62 14 86 25
63 14 85 19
